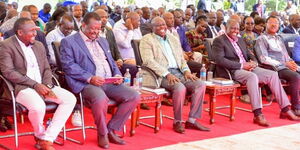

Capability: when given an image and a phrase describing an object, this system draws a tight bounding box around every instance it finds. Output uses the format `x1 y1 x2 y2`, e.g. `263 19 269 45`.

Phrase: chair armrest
141 66 160 88
0 75 14 91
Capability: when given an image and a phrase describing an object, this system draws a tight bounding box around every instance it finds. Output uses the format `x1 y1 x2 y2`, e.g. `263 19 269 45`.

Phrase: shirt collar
155 34 168 41
264 33 279 39
16 36 32 48
57 27 65 37
225 33 238 43
79 30 94 42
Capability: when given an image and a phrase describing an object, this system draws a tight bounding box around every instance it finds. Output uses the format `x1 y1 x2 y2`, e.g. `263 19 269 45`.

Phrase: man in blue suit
60 12 140 149
282 14 300 34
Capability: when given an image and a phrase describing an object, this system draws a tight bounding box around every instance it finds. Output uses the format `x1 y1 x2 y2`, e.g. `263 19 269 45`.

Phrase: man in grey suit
0 18 76 150
60 12 140 149
213 19 300 127
140 17 210 134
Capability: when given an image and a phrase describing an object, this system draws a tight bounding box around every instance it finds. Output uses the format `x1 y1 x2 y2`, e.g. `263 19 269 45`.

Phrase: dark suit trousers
278 69 300 110
120 63 138 85
187 60 202 77
82 84 140 135
160 69 206 121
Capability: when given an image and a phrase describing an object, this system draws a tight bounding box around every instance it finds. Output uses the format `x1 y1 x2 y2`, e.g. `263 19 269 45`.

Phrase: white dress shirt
209 25 218 38
16 37 42 83
46 27 76 65
113 22 142 60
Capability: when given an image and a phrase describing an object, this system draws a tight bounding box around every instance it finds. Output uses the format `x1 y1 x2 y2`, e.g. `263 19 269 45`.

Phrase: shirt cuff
240 63 243 69
162 71 170 78
87 77 92 83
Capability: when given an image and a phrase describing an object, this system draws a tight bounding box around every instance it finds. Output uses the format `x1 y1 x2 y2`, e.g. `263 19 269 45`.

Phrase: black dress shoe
140 103 150 110
280 110 300 121
3 117 12 130
108 131 125 145
185 121 210 131
173 122 185 134
253 114 270 127
0 117 7 132
98 134 109 149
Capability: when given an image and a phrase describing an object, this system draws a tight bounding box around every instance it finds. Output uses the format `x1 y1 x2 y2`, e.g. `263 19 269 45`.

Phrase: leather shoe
108 131 125 145
98 134 109 149
140 103 150 110
253 114 270 127
161 99 173 106
173 122 185 134
185 121 210 131
35 139 55 150
292 109 300 116
280 110 300 121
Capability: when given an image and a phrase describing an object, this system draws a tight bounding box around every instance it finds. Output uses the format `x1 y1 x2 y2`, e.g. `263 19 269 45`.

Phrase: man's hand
116 59 123 68
242 61 257 71
90 76 105 86
184 71 198 81
184 52 193 61
34 83 51 96
166 73 180 85
286 61 298 72
113 75 123 85
124 18 133 30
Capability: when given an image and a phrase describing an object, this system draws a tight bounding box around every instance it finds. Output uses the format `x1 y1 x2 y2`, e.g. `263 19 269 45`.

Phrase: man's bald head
162 12 174 28
19 11 31 19
95 9 108 28
126 12 140 29
185 8 193 21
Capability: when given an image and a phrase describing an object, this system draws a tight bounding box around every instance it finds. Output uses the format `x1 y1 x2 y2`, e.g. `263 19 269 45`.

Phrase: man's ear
17 30 22 36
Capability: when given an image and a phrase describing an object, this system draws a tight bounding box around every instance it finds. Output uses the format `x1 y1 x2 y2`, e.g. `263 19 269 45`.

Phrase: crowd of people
0 0 300 149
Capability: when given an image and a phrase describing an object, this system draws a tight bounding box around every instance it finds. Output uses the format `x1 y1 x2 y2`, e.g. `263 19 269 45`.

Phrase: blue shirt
39 10 51 23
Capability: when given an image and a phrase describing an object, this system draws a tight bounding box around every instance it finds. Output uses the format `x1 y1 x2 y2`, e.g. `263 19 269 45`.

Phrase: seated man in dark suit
213 19 300 127
60 12 140 149
282 14 300 34
255 16 300 116
205 12 220 38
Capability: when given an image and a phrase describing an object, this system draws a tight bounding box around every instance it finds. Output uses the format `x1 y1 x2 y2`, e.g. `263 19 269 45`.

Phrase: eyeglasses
245 22 254 25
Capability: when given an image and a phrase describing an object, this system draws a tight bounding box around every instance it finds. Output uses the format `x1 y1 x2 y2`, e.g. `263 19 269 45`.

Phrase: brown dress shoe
253 114 270 127
108 131 125 145
36 140 55 150
98 134 109 149
292 109 300 116
161 99 173 106
280 110 300 121
173 122 185 134
140 103 150 110
185 121 210 131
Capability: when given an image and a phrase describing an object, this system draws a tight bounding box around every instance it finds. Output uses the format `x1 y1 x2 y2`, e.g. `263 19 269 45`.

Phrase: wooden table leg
210 91 216 124
130 106 139 136
230 89 236 121
154 100 161 133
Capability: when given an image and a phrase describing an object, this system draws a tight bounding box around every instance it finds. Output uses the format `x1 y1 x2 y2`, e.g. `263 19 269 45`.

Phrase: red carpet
0 94 298 150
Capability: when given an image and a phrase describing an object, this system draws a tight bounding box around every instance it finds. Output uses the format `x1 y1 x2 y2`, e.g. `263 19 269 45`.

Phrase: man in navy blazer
282 14 300 34
60 12 140 149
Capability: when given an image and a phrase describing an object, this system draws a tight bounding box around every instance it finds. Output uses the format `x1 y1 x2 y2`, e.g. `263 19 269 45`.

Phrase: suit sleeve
60 38 94 83
108 30 122 61
140 36 169 77
293 37 300 63
0 42 38 88
213 37 242 70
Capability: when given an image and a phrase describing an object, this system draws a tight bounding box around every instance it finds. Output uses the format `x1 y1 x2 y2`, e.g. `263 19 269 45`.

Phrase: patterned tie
211 26 218 38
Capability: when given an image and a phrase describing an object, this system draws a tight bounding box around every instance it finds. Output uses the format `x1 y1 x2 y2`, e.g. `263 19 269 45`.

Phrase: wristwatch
46 84 54 89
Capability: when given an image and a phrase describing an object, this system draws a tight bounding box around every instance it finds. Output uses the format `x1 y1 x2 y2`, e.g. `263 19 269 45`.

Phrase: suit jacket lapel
237 39 248 60
223 35 239 58
167 35 181 65
74 33 95 65
151 34 168 62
